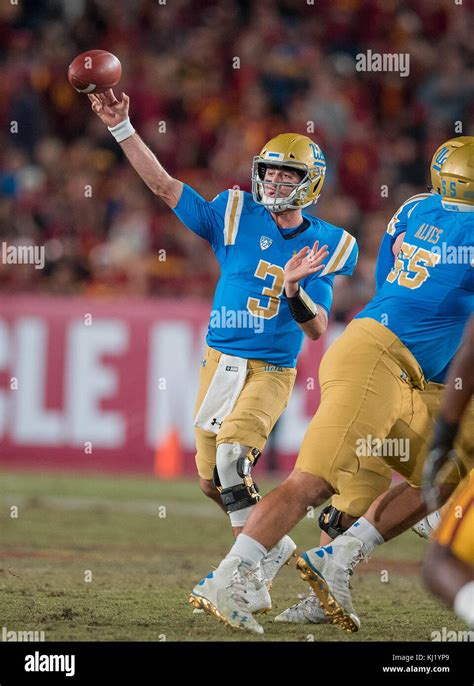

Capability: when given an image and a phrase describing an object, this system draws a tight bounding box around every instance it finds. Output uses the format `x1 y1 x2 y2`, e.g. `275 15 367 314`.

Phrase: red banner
0 295 330 475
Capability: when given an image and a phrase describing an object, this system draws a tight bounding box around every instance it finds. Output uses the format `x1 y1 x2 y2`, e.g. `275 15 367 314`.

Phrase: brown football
68 50 122 94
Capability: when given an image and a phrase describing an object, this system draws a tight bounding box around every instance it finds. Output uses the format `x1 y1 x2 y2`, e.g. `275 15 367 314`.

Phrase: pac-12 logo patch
260 236 272 250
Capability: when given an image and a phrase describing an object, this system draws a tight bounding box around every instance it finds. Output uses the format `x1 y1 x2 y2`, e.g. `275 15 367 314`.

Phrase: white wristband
108 117 135 143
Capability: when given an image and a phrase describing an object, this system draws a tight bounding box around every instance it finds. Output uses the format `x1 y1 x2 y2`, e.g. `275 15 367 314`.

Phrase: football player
422 316 474 629
190 143 474 634
88 90 358 612
276 137 474 625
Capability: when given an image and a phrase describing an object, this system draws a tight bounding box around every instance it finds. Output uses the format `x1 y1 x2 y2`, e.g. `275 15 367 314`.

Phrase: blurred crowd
0 0 472 319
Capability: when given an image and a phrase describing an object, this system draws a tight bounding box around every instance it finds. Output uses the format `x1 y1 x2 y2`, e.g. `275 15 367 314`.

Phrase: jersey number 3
387 242 440 289
247 260 285 319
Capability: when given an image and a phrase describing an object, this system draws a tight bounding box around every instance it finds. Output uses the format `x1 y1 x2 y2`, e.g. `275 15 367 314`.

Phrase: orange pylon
154 427 182 478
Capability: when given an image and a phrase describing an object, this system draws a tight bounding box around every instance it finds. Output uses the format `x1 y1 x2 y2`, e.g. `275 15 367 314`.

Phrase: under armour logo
315 545 333 558
231 611 247 622
260 236 272 250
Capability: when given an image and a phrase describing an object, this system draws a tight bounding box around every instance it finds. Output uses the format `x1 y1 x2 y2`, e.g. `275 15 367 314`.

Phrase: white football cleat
245 535 297 613
245 564 272 613
192 536 296 617
274 589 330 624
296 536 365 633
260 535 297 587
412 511 441 539
189 557 264 634
192 565 272 616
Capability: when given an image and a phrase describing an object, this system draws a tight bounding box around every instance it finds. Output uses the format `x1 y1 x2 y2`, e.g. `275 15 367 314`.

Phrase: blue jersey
375 191 451 382
358 193 474 381
173 184 358 367
375 192 432 291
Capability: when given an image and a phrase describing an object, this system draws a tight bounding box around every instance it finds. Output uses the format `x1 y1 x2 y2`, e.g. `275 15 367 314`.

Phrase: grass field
0 470 465 642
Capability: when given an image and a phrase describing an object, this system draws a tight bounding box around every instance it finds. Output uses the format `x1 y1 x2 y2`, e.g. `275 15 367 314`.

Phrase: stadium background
0 0 473 646
0 0 472 473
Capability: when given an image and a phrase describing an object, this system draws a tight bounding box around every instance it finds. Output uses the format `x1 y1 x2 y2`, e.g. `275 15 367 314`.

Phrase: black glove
422 417 459 511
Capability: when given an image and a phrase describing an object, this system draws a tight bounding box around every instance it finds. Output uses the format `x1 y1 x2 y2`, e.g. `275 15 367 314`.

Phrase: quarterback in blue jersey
88 90 358 609
190 143 474 634
173 172 357 367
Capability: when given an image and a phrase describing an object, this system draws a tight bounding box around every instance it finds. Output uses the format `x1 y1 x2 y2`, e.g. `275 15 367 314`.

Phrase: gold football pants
296 318 472 494
194 346 296 480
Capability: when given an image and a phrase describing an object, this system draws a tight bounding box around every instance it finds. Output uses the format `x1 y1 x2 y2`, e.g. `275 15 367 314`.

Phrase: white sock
343 517 385 554
229 505 253 528
454 581 474 627
226 533 268 567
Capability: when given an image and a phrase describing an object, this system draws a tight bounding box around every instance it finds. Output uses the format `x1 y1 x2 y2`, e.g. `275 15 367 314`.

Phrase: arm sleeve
302 274 335 315
336 238 358 276
318 231 358 278
171 184 227 249
302 234 358 315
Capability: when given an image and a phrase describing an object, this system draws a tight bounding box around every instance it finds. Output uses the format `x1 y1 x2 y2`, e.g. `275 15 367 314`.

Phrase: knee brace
213 443 261 513
318 505 348 539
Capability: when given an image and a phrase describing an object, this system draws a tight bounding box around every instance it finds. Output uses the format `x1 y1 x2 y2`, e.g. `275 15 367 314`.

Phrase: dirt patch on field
352 558 420 576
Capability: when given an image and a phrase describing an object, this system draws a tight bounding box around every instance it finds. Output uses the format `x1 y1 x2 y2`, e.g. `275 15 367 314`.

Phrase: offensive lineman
276 137 474 625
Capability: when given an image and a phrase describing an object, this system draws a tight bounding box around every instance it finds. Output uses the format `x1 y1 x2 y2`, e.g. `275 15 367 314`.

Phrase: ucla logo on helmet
309 142 326 167
433 146 450 171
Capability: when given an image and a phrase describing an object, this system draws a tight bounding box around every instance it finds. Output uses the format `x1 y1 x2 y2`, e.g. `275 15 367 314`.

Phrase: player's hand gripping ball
68 50 122 94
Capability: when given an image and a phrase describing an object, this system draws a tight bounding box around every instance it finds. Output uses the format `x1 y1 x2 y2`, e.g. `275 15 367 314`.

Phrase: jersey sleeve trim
386 193 431 236
224 189 244 245
320 231 356 276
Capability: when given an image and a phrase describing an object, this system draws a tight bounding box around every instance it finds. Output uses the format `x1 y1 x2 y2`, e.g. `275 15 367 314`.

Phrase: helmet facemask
251 158 321 213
